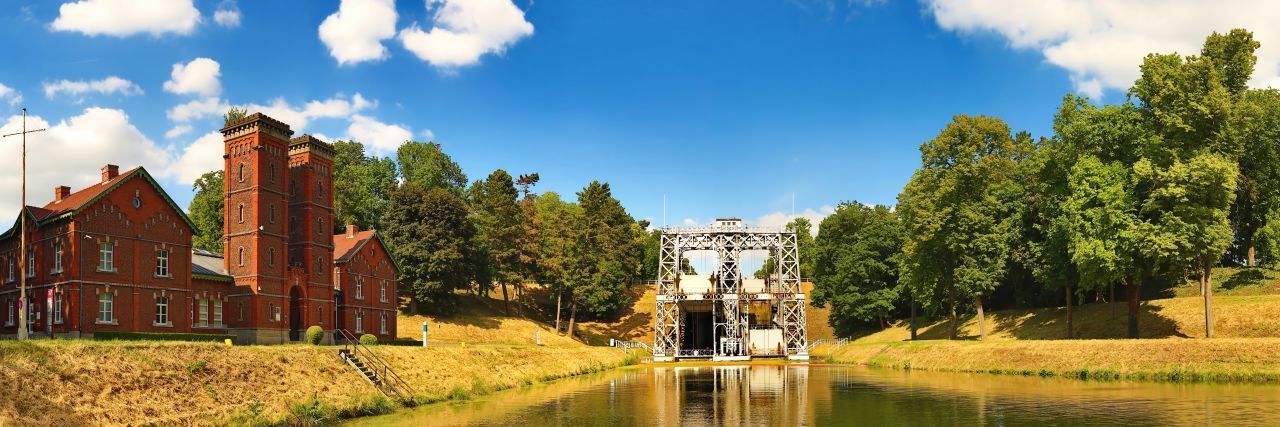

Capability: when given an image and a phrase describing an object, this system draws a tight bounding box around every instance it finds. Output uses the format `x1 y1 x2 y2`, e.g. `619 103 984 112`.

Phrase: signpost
422 321 428 348
3 108 47 341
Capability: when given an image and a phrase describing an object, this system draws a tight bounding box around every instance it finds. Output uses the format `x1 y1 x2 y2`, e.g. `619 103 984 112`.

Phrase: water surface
348 364 1280 426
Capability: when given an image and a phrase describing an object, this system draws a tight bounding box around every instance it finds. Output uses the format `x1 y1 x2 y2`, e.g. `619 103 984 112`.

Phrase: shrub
359 334 378 345
288 394 336 426
305 326 325 345
94 332 236 344
382 338 422 346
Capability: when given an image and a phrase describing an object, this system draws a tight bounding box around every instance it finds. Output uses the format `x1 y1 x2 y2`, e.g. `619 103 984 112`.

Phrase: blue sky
2 0 1278 230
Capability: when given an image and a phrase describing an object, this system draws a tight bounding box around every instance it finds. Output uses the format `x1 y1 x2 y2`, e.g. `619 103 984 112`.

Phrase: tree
382 184 477 312
189 171 225 252
753 217 817 279
1062 156 1139 336
569 181 641 334
1230 89 1280 266
472 169 525 315
223 107 247 125
534 192 586 333
898 115 1030 340
810 202 904 335
332 140 398 233
397 141 467 195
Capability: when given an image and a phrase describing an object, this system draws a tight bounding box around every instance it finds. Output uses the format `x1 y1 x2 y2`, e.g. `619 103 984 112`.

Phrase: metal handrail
807 338 849 350
336 329 416 401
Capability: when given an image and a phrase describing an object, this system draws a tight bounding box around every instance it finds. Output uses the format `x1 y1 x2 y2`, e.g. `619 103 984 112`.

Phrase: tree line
188 137 650 337
810 29 1280 340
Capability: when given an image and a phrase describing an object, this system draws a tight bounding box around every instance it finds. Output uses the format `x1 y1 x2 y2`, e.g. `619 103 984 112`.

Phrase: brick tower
221 113 294 343
287 135 337 339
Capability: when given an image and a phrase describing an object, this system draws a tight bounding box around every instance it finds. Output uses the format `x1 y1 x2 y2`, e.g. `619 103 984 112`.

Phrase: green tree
898 115 1030 340
383 184 477 312
810 202 904 335
534 192 587 333
753 217 816 279
332 140 398 233
472 169 525 315
223 107 247 125
189 170 224 252
568 181 641 335
397 141 467 195
1230 89 1280 266
1061 156 1139 335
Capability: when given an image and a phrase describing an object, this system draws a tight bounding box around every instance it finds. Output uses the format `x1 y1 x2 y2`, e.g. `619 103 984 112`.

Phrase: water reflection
347 364 1280 426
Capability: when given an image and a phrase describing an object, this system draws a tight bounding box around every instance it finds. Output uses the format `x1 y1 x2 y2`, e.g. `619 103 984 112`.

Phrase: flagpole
4 108 46 341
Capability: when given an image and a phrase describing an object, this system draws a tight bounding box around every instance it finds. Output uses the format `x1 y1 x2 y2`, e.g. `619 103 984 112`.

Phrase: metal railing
807 338 848 350
677 349 715 358
336 329 416 402
611 339 651 353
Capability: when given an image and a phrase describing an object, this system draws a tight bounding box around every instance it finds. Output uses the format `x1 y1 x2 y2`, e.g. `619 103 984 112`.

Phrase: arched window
317 218 324 236
269 163 277 183
269 205 276 224
238 204 245 223
289 180 297 197
238 163 246 182
268 247 275 266
238 247 246 266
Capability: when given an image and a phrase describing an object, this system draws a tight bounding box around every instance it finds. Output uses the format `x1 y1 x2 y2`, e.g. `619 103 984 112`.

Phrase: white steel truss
652 225 809 359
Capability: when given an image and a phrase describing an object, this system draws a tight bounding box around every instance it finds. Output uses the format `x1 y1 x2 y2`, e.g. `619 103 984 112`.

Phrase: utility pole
4 108 46 340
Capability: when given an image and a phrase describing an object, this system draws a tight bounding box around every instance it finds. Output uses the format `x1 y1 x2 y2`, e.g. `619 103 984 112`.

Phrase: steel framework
652 224 809 360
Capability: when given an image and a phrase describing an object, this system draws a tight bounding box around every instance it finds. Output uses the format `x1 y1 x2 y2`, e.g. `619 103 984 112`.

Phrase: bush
359 334 378 345
381 338 422 346
288 395 336 426
94 332 236 344
305 326 325 345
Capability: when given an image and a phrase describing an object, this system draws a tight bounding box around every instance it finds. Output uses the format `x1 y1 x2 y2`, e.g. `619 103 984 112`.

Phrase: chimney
346 225 357 238
101 164 119 182
54 186 71 202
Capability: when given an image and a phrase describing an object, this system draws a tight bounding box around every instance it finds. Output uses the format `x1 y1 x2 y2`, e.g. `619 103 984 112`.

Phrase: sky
2 0 1279 233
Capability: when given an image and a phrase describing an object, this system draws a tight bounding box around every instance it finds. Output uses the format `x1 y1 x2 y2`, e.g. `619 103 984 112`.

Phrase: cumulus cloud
0 108 170 219
926 0 1280 97
319 0 399 65
0 83 21 107
752 206 836 236
50 0 201 37
165 131 226 186
240 93 377 131
398 0 534 69
167 97 231 122
214 1 241 28
346 114 412 153
165 124 193 139
164 58 222 97
42 76 143 101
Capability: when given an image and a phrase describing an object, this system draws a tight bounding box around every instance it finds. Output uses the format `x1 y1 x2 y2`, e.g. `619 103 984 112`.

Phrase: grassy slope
0 341 628 426
397 289 581 346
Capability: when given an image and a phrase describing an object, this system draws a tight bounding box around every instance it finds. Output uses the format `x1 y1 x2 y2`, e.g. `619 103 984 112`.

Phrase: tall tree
534 192 586 333
397 141 467 195
1230 89 1280 266
332 140 398 233
811 202 904 335
472 170 525 315
383 184 477 312
898 115 1030 340
189 170 225 253
570 181 641 334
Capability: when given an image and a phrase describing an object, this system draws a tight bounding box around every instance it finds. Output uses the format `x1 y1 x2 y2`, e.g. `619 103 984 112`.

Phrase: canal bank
813 338 1280 382
0 340 632 425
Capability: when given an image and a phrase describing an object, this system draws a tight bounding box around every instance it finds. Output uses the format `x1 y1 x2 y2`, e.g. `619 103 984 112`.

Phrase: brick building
0 113 399 343
334 226 399 338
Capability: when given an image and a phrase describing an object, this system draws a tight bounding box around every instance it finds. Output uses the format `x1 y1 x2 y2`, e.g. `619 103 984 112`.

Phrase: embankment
814 338 1280 382
0 340 630 426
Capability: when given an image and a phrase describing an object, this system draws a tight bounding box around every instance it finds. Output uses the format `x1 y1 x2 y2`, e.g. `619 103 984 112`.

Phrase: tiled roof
37 167 139 220
334 230 377 263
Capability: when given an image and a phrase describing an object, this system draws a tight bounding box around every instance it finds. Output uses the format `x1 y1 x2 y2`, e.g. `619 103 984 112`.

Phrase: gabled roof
333 229 400 272
0 167 197 240
192 248 232 282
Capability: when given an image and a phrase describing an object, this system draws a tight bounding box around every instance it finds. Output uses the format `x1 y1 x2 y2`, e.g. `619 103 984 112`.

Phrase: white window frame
380 281 387 303
53 241 63 273
380 312 387 334
355 276 364 300
155 249 170 277
213 299 223 327
199 298 209 327
97 292 115 324
355 310 365 333
26 248 35 278
154 296 170 326
5 299 13 326
53 293 63 324
98 242 115 272
6 257 13 283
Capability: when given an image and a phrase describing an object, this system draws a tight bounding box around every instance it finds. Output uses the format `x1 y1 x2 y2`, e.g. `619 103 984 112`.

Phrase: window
268 248 275 267
316 181 324 199
6 257 13 282
355 276 364 300
290 180 297 197
316 218 324 236
27 301 35 330
318 306 325 325
53 241 63 273
380 282 387 303
154 296 170 325
99 242 114 272
355 310 364 333
380 313 387 334
238 163 246 182
97 292 114 323
5 299 12 326
238 203 245 223
199 298 209 327
214 299 223 327
155 250 170 277
269 163 277 183
26 248 34 278
238 247 246 267
238 302 245 321
270 205 277 224
53 293 63 324
270 303 281 322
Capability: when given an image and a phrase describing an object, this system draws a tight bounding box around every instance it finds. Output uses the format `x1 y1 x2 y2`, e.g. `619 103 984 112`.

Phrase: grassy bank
0 340 630 426
814 338 1280 382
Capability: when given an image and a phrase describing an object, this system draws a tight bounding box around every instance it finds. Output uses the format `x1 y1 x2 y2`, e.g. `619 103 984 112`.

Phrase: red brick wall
335 234 398 340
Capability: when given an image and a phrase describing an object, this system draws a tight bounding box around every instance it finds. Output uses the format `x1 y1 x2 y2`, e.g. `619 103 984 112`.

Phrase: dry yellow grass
0 340 628 426
397 313 582 346
814 338 1280 382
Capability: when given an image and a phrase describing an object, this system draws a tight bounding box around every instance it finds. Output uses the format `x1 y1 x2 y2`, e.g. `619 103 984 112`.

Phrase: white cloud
0 108 170 219
420 129 436 140
926 0 1280 97
398 0 534 69
165 131 226 186
752 206 836 236
51 0 201 37
167 97 231 122
164 58 222 97
682 218 698 226
165 124 193 139
214 1 241 28
346 114 412 153
241 93 376 131
42 76 142 100
319 0 399 65
0 83 21 107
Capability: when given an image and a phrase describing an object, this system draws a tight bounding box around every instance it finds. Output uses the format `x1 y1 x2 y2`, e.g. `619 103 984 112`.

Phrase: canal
348 364 1280 426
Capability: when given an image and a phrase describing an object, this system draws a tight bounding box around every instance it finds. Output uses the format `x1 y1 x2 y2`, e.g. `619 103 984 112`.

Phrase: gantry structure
653 218 808 361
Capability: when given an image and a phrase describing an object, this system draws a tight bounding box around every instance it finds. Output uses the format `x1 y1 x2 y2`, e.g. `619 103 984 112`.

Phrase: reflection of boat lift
653 218 809 362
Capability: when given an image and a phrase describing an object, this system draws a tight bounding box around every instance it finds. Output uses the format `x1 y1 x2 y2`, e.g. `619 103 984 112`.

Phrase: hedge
93 331 237 344
380 338 423 346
